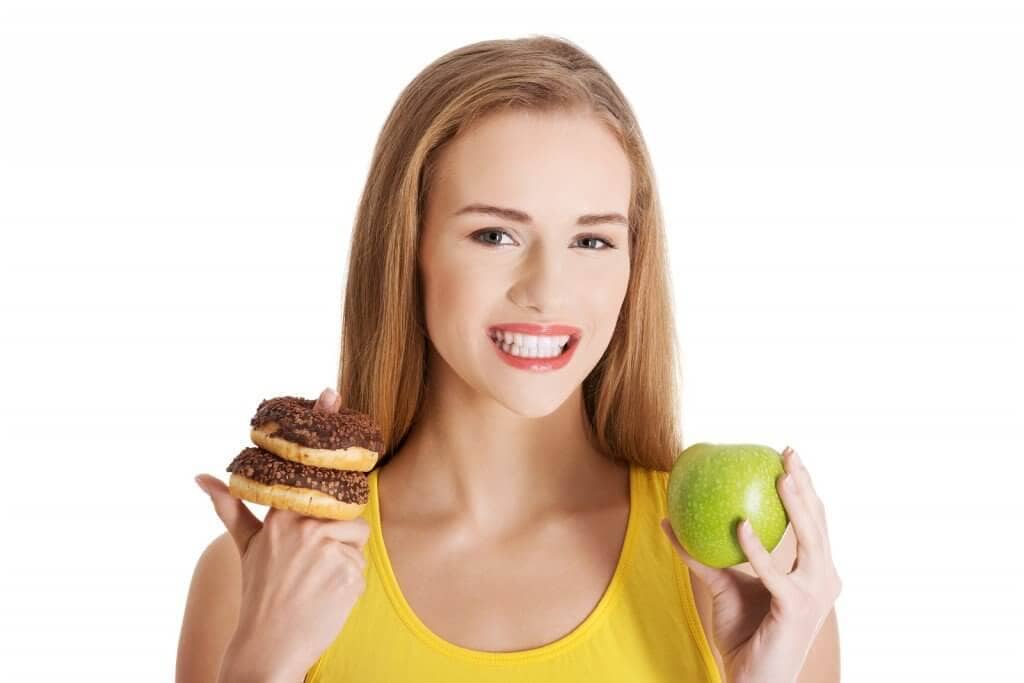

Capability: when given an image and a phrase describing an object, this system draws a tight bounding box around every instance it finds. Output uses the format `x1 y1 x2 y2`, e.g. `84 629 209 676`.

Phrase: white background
1 1 1021 680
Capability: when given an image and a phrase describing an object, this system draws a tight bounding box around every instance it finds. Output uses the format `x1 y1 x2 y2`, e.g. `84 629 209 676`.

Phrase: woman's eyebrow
452 203 628 227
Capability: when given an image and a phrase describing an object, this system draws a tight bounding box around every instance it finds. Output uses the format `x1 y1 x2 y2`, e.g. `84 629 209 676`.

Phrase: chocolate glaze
227 446 369 504
250 395 384 454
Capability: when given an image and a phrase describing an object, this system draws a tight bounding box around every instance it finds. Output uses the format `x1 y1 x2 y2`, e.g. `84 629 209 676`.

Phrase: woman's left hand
660 446 842 683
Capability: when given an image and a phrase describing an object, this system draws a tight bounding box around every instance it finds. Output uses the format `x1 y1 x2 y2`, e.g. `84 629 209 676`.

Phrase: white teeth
490 330 571 348
489 330 573 359
496 338 563 358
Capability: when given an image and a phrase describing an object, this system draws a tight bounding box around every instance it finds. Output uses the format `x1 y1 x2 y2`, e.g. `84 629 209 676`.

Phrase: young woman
179 35 842 682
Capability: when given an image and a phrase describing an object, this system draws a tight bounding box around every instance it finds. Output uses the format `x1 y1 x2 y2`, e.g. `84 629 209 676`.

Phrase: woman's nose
509 247 568 311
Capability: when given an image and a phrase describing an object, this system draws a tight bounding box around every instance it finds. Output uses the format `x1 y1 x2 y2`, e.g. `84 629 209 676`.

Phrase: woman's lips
488 330 579 372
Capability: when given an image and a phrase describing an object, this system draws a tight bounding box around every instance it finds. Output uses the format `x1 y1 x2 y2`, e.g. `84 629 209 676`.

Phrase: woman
179 35 842 682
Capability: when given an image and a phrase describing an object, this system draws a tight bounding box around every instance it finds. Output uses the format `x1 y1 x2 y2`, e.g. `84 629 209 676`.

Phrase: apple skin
667 443 789 569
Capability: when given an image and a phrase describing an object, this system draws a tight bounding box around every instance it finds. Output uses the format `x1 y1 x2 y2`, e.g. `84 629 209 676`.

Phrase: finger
781 447 827 557
660 518 727 589
329 538 369 573
314 386 339 413
265 505 305 527
196 474 263 557
786 448 830 540
737 518 790 596
316 516 371 548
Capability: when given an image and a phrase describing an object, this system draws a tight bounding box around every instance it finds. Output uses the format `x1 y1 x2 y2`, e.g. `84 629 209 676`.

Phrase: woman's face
418 108 632 418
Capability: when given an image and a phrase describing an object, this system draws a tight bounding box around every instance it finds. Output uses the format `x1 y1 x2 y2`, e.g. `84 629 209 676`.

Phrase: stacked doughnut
225 395 384 520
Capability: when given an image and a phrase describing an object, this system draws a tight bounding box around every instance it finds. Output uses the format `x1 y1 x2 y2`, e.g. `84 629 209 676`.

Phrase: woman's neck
381 378 626 536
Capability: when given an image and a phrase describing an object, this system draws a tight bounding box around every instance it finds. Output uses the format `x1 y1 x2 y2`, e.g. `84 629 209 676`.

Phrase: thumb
313 386 340 413
196 474 262 557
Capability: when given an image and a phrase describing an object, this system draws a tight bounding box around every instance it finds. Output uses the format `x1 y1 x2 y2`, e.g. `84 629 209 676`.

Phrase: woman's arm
176 532 243 682
797 607 840 682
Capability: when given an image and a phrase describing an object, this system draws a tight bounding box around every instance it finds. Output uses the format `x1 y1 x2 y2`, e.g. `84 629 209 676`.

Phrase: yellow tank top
304 464 722 682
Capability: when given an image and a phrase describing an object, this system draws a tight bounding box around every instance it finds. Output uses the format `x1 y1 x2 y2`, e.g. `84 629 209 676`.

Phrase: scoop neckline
367 463 638 664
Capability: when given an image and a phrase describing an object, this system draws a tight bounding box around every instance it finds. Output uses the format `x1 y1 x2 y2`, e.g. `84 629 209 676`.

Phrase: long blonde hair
337 35 682 472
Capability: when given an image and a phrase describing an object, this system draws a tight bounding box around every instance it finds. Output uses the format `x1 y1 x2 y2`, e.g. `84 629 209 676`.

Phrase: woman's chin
488 388 575 419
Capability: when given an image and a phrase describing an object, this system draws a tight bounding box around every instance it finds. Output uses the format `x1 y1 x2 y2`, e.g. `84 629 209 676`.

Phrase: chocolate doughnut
249 396 383 472
225 394 384 521
227 447 369 521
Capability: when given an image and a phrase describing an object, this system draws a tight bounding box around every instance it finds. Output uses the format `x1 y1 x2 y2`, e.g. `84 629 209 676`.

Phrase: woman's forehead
432 114 631 218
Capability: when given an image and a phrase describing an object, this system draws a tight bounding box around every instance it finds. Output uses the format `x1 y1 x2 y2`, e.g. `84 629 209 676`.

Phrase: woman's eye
471 229 616 250
472 229 515 246
576 235 615 250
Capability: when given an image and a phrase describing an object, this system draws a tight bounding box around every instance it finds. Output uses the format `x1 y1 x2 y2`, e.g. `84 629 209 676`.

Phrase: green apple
667 443 789 568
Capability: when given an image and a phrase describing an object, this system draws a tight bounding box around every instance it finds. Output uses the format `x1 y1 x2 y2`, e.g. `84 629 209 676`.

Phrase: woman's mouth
487 328 580 372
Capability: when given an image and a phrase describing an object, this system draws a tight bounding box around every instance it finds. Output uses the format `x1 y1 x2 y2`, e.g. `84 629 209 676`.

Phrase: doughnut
249 396 382 472
225 395 384 520
227 447 369 521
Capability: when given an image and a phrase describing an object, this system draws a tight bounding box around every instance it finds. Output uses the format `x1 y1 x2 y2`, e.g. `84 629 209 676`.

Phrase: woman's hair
337 34 682 472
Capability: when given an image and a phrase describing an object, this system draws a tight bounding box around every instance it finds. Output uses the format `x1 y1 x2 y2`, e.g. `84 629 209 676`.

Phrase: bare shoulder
176 532 243 683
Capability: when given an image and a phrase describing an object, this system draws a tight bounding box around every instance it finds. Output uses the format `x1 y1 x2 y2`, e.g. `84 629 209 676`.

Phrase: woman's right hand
195 387 369 682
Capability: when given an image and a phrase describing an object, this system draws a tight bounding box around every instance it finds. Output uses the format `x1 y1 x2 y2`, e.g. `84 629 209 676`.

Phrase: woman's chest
383 503 630 652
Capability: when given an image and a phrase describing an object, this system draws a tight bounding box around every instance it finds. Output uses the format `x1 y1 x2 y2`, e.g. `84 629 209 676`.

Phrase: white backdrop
1 1 1021 680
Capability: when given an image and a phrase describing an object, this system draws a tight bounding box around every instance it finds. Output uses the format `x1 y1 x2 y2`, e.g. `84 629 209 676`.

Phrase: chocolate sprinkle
227 446 369 504
250 395 384 454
